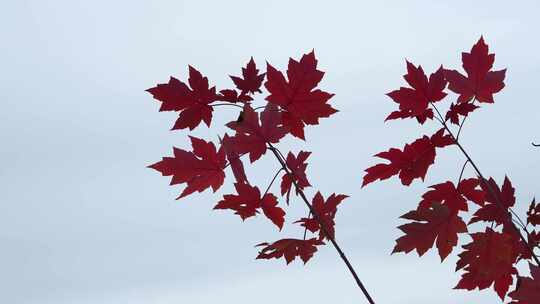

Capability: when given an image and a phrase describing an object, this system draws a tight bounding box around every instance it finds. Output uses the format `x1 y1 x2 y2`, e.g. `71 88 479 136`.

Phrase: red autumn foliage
148 52 342 267
147 67 219 130
149 136 225 198
256 238 324 264
386 61 446 124
265 51 337 139
295 192 348 240
147 38 539 303
364 36 539 302
443 36 506 103
392 202 467 261
509 263 540 303
281 151 311 203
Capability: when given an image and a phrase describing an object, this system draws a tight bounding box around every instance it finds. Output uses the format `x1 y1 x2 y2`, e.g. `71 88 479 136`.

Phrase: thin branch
510 208 528 232
302 212 312 240
512 217 527 231
430 102 540 266
457 160 470 184
262 168 284 198
455 99 475 141
211 103 244 109
270 145 313 241
456 116 468 141
268 144 376 304
533 142 540 147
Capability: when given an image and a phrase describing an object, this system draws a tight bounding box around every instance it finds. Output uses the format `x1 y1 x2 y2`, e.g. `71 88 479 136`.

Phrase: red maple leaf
281 151 311 203
386 61 447 124
265 51 337 139
363 136 435 187
220 134 248 184
418 178 485 213
445 102 479 125
256 238 324 264
527 198 540 226
393 203 467 261
520 231 540 261
457 178 486 206
146 66 220 130
509 263 540 304
214 183 285 229
455 228 519 300
226 104 288 162
470 176 515 230
149 136 225 198
430 128 455 148
295 192 348 240
444 36 506 103
218 89 253 103
230 57 266 95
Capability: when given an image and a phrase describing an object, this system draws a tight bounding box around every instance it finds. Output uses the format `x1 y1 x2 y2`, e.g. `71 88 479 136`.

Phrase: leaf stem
455 99 475 141
267 143 376 304
456 116 468 141
211 103 244 109
457 160 469 184
262 168 284 198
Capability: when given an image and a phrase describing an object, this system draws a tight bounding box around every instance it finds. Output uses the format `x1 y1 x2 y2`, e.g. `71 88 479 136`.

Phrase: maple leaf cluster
364 36 540 302
148 52 347 265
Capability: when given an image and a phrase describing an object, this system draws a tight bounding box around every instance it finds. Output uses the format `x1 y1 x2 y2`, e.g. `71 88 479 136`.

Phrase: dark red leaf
445 102 479 125
362 136 438 186
214 182 261 220
220 134 248 184
444 37 506 103
470 176 515 230
457 178 486 206
230 57 265 95
527 198 540 226
393 203 467 261
508 263 540 303
386 62 447 124
261 194 286 230
520 231 540 261
455 228 519 300
430 128 455 148
256 238 324 264
218 89 253 103
226 104 288 162
281 151 311 203
265 51 337 139
419 181 468 212
295 192 348 240
214 183 284 229
146 66 219 130
149 136 225 198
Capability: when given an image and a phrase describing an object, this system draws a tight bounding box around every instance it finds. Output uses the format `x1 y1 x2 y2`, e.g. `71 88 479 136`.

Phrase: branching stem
262 168 284 198
430 103 540 266
267 143 376 304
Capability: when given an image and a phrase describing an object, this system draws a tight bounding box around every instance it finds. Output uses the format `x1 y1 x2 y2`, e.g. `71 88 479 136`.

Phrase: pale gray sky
1 1 540 303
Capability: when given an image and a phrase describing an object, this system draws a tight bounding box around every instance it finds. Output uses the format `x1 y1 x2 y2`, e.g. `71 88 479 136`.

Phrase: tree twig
268 144 376 304
430 103 540 266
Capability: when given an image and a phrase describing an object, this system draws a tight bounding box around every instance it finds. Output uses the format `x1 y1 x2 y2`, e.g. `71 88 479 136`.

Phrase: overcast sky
2 1 540 303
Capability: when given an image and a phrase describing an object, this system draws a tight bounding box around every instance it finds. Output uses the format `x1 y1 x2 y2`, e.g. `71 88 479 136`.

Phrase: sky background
2 1 540 303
